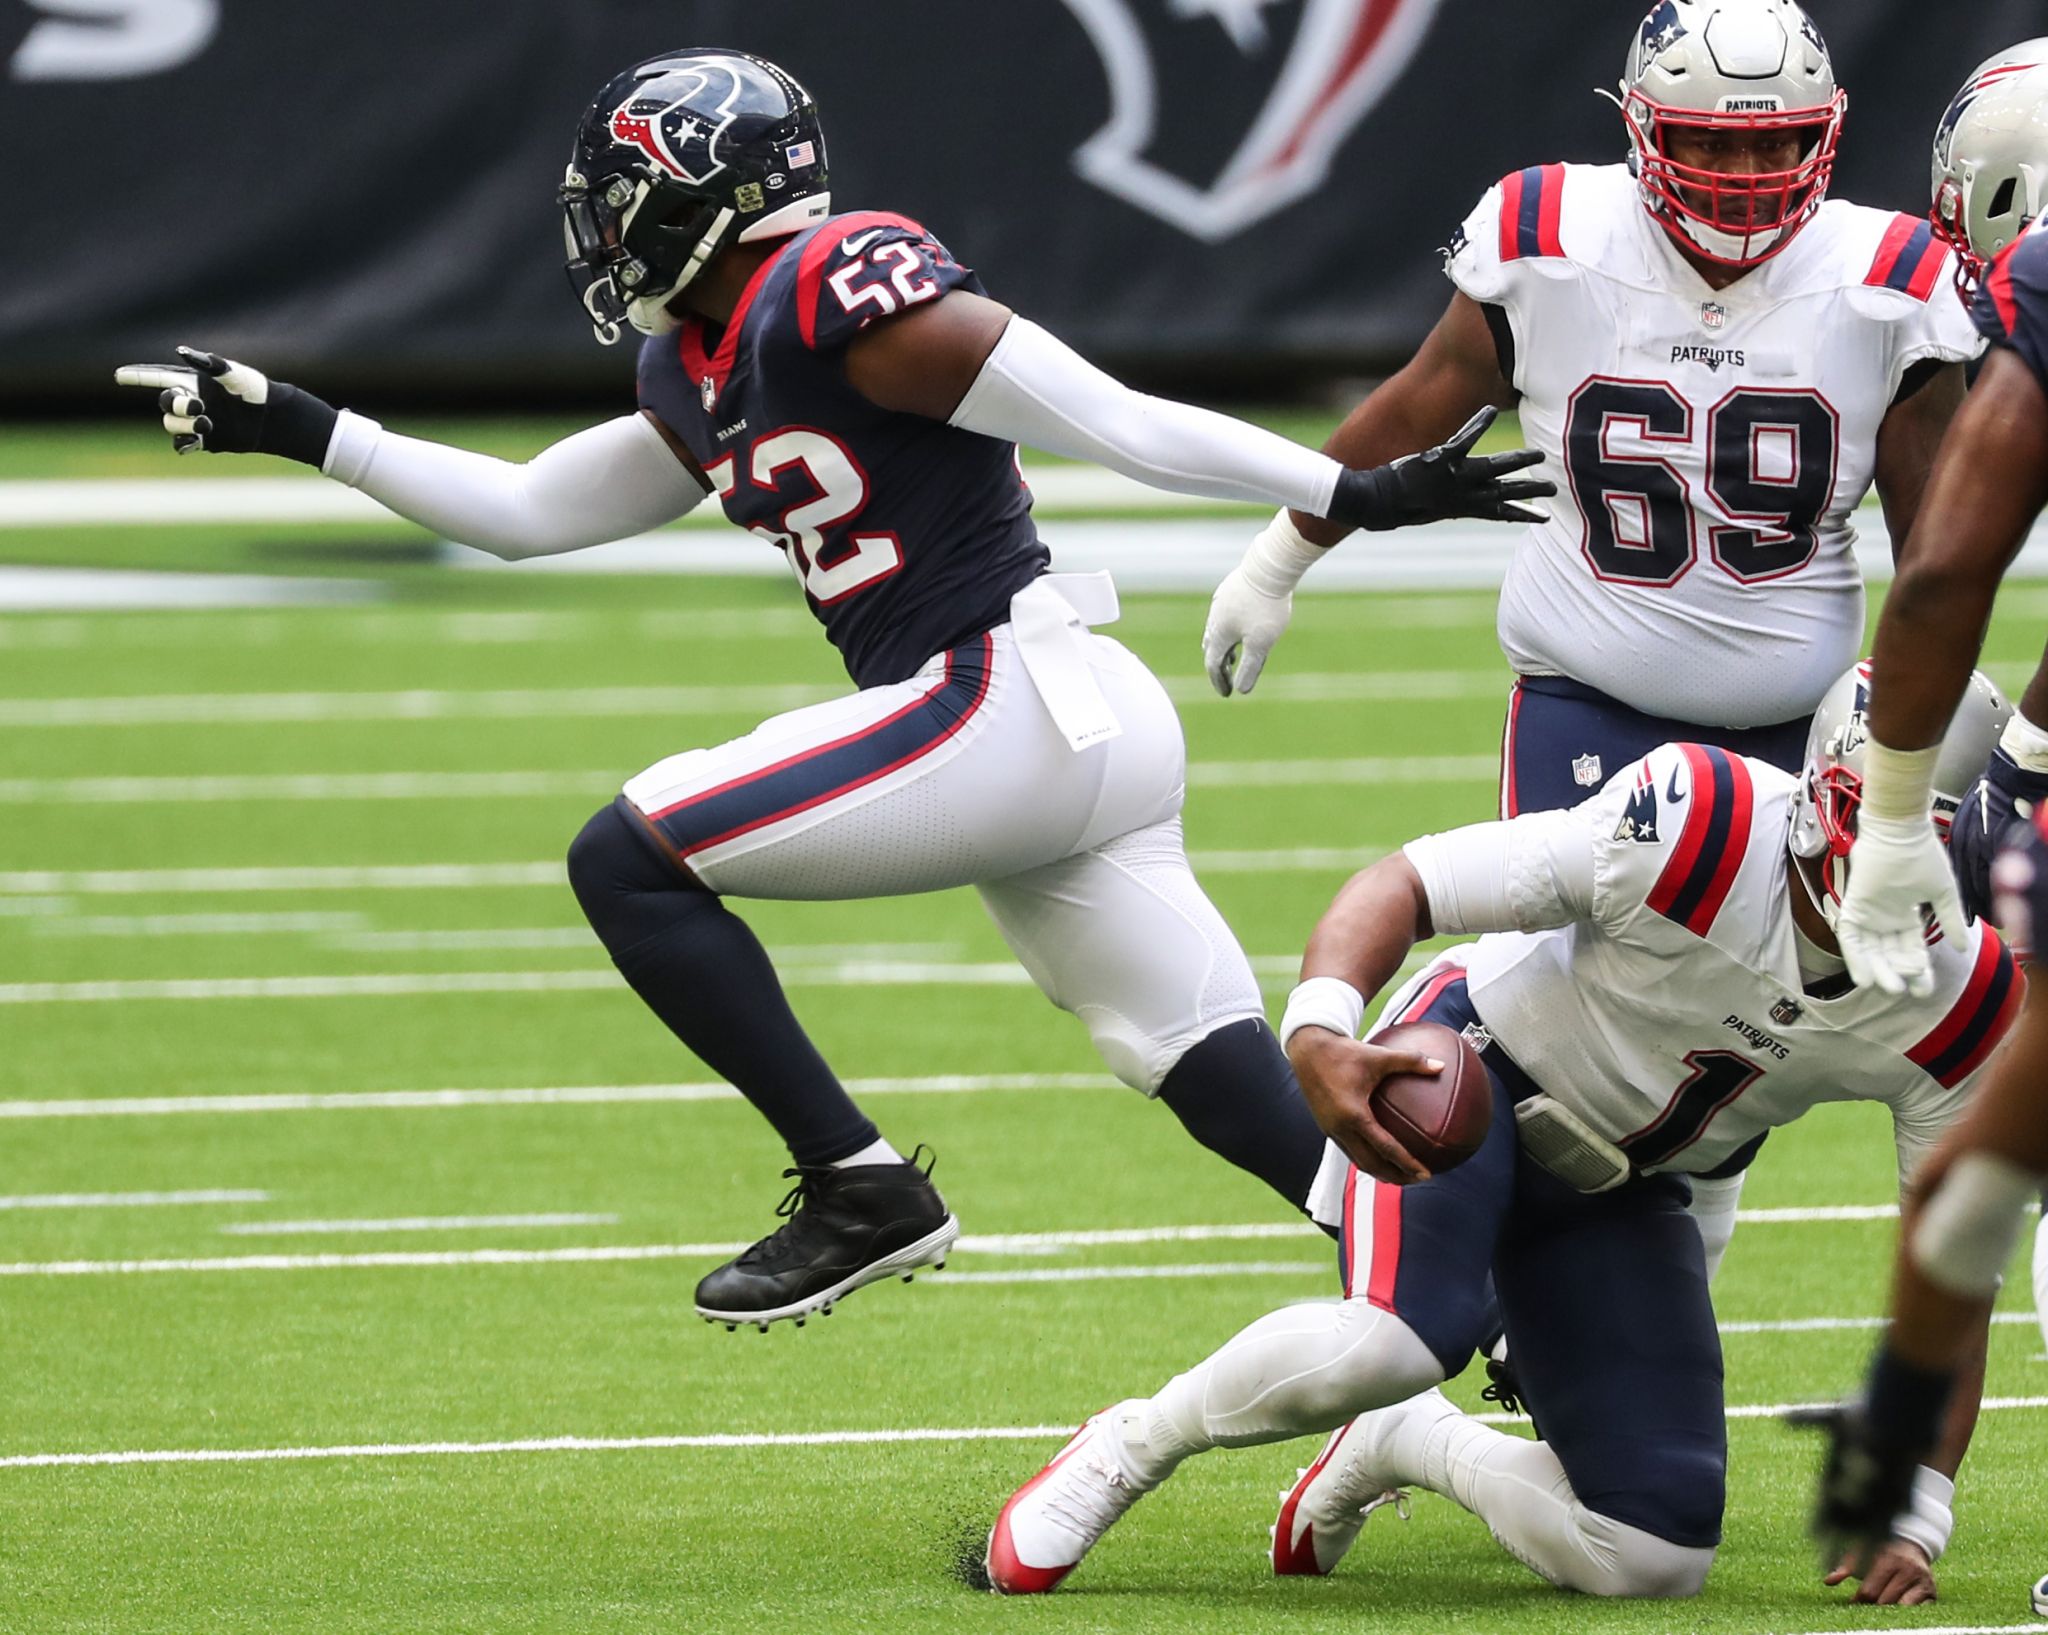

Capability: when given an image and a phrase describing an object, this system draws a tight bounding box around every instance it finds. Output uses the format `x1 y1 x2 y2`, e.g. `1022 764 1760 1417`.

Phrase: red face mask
1624 91 1846 267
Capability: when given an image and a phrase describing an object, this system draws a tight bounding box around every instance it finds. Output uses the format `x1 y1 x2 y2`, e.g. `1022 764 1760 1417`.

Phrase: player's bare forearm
1873 363 1964 558
1300 855 1434 1002
1288 293 1515 547
1870 351 2048 750
1925 1317 1988 1479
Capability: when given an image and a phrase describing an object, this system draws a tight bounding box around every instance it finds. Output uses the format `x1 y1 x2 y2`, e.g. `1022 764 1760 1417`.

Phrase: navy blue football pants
1338 974 1727 1549
1501 674 1809 818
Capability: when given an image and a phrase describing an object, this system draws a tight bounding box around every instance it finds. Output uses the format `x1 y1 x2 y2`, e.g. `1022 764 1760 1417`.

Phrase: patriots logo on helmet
1059 0 1445 241
1934 60 2039 168
609 63 748 186
1636 1 1687 64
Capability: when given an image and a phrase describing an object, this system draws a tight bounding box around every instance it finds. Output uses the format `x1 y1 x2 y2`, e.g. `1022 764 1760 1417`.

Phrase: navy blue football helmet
561 49 831 344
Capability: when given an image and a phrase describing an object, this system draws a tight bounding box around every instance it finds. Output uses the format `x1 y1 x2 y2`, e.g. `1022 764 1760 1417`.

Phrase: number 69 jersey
1402 743 2024 1182
637 211 1049 690
1448 164 1981 729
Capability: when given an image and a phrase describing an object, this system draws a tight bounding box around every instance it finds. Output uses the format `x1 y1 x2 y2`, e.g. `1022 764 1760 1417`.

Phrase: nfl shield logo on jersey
1771 997 1803 1026
700 376 717 411
1700 301 1727 330
1573 753 1603 788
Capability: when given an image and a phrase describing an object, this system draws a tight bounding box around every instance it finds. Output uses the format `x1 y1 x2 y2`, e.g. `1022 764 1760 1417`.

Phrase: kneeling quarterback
986 663 2011 1600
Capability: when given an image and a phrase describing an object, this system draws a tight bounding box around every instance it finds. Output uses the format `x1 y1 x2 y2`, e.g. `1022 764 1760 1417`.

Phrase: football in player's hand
1367 1020 1493 1175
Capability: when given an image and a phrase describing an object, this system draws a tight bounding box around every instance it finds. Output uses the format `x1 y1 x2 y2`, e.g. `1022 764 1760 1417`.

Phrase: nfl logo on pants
1572 753 1603 788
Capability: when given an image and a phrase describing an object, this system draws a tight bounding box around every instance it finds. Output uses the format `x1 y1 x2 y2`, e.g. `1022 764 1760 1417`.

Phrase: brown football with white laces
1365 1019 1493 1174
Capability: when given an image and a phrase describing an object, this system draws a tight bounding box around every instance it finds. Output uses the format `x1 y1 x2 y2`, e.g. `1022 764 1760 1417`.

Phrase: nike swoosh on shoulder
839 229 886 256
1666 764 1686 804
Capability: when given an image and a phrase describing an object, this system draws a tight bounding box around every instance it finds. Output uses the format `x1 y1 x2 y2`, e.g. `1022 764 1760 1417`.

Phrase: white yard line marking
1738 1204 1900 1222
928 1261 1324 1284
1188 756 1496 788
38 911 369 938
0 1212 1982 1277
0 671 1505 729
0 862 567 896
0 1189 266 1212
0 957 1323 1004
1718 1313 2038 1335
221 1213 618 1237
6 1401 2045 1473
0 1074 1121 1120
0 847 1387 897
0 756 1491 804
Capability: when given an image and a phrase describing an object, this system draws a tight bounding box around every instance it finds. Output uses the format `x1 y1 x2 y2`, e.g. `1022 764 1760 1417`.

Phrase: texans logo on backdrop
1059 0 1446 240
609 62 746 186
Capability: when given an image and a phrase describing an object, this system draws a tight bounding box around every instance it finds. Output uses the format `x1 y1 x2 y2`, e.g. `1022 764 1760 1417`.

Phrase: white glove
1835 812 1967 997
1202 509 1327 697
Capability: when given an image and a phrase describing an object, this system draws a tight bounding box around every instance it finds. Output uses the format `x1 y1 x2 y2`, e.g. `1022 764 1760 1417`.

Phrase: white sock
1412 1405 1713 1598
1125 1298 1443 1485
830 1136 903 1169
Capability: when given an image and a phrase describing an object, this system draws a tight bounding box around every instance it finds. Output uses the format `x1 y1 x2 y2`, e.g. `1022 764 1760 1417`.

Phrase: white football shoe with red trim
985 1403 1159 1594
1271 1390 1454 1575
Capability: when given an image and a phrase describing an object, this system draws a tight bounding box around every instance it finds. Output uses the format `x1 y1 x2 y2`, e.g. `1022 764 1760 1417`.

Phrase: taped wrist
1891 1465 1955 1561
259 381 340 468
1860 741 1944 824
1279 977 1365 1055
1909 1148 2038 1297
1238 509 1327 598
2001 711 2048 775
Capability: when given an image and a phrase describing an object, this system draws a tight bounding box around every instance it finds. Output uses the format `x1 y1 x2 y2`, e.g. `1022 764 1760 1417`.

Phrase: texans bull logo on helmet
1059 0 1445 241
608 61 749 187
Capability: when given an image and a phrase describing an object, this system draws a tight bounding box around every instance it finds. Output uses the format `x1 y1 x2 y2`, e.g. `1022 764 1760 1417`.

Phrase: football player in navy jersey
117 49 1551 1332
1807 47 2048 1567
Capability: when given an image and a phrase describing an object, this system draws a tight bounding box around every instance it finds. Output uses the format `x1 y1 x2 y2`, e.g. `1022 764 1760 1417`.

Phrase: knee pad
1586 1440 1725 1555
567 798 690 942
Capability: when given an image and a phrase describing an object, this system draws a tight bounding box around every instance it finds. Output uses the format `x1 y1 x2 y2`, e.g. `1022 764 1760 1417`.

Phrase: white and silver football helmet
1931 40 2048 301
1614 0 1846 268
1790 661 2012 925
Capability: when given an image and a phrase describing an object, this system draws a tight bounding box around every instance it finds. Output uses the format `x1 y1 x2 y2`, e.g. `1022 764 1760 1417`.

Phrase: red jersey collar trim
677 238 802 404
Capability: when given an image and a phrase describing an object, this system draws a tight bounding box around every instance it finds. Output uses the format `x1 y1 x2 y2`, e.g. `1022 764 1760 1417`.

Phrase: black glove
114 347 338 466
1327 406 1556 533
1790 1348 1954 1571
1949 745 2048 924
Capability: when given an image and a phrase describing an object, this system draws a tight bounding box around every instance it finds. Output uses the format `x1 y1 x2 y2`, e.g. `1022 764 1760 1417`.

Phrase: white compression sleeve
1127 1298 1444 1481
323 411 709 560
1402 807 1597 935
949 317 1342 516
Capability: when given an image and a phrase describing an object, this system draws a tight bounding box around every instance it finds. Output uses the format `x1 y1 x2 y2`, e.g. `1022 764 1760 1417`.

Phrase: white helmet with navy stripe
1790 662 2011 925
1614 0 1845 268
1931 40 2048 301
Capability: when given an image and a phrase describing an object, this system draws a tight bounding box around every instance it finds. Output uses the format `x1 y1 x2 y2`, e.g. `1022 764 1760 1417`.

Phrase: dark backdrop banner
7 0 2047 399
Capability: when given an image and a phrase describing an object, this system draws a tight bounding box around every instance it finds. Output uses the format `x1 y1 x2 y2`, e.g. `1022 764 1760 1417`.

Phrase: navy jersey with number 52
637 211 1050 687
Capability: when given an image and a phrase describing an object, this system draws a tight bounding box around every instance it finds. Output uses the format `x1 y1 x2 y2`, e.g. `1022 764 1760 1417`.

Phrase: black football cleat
694 1146 959 1331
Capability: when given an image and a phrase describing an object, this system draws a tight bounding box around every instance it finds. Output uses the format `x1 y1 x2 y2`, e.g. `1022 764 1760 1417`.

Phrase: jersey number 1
1565 380 1840 586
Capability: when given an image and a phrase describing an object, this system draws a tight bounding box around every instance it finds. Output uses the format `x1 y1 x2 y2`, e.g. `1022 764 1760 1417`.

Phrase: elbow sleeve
950 317 1339 515
324 411 708 559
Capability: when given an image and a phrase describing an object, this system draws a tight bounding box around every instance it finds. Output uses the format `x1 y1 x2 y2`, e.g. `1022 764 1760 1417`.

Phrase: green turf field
1 438 2044 1635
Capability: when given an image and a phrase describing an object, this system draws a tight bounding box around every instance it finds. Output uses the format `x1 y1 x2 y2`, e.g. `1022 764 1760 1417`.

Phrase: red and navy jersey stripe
1907 924 2024 1089
1646 745 1755 938
1865 214 1948 302
642 633 994 862
1498 165 1565 262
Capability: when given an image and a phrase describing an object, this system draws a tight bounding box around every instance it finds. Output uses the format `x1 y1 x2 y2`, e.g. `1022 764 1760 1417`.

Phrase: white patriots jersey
1447 164 1983 728
1432 743 2023 1181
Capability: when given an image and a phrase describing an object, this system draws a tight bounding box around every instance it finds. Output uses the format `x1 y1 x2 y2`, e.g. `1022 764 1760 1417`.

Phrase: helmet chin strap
1789 844 1841 932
